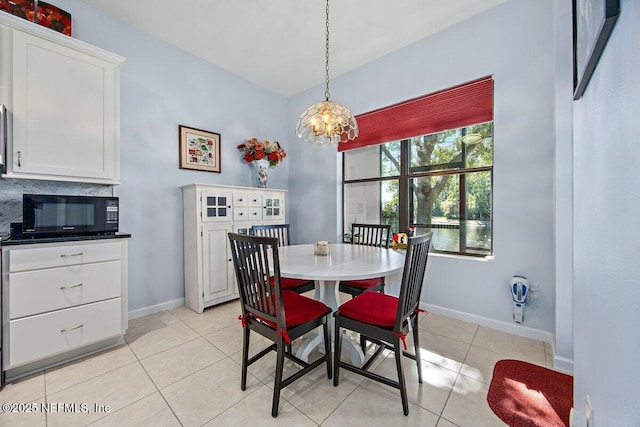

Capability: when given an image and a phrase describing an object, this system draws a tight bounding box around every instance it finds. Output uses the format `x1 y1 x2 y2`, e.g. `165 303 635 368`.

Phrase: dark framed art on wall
573 0 620 100
179 125 221 173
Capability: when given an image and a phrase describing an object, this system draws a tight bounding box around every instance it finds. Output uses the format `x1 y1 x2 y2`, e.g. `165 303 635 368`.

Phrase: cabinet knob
239 212 243 216
238 198 243 202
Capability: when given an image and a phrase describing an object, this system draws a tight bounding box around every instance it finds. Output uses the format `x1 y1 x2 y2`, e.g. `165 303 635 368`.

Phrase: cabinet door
233 222 254 236
201 190 232 222
263 194 285 221
201 223 235 303
9 30 120 183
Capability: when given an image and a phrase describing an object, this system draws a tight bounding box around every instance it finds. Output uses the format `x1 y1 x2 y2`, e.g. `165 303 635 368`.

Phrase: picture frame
179 125 221 173
573 0 620 100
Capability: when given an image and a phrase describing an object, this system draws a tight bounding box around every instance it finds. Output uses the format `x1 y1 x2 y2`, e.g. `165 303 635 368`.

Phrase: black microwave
22 194 119 238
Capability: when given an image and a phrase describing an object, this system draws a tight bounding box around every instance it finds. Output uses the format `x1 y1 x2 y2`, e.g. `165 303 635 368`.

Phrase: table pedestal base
295 280 365 366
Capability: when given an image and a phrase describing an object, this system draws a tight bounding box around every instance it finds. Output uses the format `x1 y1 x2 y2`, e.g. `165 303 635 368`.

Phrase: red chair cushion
341 277 383 290
252 290 328 328
338 292 399 328
269 275 314 291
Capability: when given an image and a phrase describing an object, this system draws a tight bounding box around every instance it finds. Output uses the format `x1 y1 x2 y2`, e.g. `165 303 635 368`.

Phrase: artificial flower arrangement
0 0 72 36
237 138 287 167
392 233 409 250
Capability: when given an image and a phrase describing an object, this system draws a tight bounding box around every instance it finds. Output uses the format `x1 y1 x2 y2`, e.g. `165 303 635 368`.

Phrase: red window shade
339 76 493 152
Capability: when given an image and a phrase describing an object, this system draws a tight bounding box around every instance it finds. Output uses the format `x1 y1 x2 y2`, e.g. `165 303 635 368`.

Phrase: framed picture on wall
573 0 620 100
179 125 221 173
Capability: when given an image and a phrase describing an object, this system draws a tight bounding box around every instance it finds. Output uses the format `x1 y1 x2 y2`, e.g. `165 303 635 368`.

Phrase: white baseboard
421 302 554 343
128 298 185 320
553 355 574 374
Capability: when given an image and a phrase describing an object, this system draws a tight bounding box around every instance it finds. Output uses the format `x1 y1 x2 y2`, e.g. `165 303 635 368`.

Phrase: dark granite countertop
1 232 132 246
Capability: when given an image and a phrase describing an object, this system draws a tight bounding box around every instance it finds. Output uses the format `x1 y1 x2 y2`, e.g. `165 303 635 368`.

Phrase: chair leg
412 315 423 383
394 337 409 416
333 317 343 387
241 326 250 391
323 317 332 379
272 339 286 418
360 334 367 353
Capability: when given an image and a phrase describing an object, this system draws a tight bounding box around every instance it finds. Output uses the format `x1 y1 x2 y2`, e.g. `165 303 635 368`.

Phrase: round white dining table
276 243 406 366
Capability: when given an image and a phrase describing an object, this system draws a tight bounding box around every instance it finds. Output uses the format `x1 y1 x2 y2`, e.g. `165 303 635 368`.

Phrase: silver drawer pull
60 283 83 290
61 324 83 333
60 252 83 258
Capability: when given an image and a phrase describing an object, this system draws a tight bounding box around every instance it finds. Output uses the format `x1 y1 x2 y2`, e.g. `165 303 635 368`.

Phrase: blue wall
289 0 558 338
572 0 640 424
1 0 290 313
1 0 561 344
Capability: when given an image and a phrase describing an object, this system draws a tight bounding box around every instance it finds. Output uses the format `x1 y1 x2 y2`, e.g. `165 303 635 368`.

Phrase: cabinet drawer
247 207 262 220
9 241 122 272
233 193 248 206
8 298 122 368
246 194 262 207
232 193 262 207
232 204 262 220
9 260 122 319
233 207 249 221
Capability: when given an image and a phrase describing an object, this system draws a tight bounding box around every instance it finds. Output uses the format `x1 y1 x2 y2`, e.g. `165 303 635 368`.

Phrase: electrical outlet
530 282 539 294
586 395 593 427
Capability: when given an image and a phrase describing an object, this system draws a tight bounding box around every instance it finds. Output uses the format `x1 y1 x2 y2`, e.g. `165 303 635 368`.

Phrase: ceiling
77 0 508 97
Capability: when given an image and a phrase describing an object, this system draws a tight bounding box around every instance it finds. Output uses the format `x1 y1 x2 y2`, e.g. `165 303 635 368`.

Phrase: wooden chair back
228 233 285 329
252 224 291 247
394 233 432 332
351 223 391 248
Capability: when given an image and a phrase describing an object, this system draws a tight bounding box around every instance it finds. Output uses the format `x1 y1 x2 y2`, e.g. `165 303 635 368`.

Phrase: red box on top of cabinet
0 0 71 36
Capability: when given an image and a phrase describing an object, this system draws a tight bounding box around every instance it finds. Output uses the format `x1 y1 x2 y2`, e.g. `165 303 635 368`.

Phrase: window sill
431 252 494 263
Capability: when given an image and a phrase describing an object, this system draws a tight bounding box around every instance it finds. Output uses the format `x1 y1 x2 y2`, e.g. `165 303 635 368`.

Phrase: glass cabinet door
263 194 285 221
201 191 232 222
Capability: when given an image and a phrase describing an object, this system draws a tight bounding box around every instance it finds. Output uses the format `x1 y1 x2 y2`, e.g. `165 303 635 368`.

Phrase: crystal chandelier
296 0 358 144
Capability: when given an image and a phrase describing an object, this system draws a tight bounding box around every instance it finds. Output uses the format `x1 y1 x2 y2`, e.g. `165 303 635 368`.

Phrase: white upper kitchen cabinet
0 13 125 184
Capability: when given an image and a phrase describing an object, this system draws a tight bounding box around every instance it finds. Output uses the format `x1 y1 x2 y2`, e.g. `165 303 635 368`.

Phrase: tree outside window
343 122 493 257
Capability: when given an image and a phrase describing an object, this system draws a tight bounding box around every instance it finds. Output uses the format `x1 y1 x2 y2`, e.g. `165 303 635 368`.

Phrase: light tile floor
0 300 560 426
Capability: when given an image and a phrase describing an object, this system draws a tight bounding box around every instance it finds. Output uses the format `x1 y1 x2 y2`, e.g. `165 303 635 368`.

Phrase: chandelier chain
324 0 330 101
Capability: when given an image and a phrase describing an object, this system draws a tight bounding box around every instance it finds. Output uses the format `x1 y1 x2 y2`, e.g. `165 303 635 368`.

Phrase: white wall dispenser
510 275 529 323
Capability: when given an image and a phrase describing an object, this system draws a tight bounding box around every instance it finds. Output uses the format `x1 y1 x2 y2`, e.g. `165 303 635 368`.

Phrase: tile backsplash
0 179 113 236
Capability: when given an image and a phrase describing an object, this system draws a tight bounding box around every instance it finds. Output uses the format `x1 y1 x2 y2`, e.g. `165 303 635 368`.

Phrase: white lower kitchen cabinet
1 238 129 378
182 184 286 313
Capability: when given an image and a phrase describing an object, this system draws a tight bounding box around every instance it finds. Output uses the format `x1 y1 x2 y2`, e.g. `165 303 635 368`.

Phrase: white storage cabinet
182 184 286 313
0 13 125 184
1 239 129 371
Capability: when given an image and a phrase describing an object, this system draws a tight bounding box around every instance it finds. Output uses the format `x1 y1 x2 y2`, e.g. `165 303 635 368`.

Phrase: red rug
487 359 573 427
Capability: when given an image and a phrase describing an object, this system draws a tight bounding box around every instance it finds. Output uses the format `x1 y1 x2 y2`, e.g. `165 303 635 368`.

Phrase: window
341 77 494 256
343 122 493 257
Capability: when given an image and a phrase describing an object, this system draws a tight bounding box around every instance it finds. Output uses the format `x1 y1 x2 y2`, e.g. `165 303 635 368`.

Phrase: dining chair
339 223 391 297
228 233 333 418
252 224 315 294
333 233 432 416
